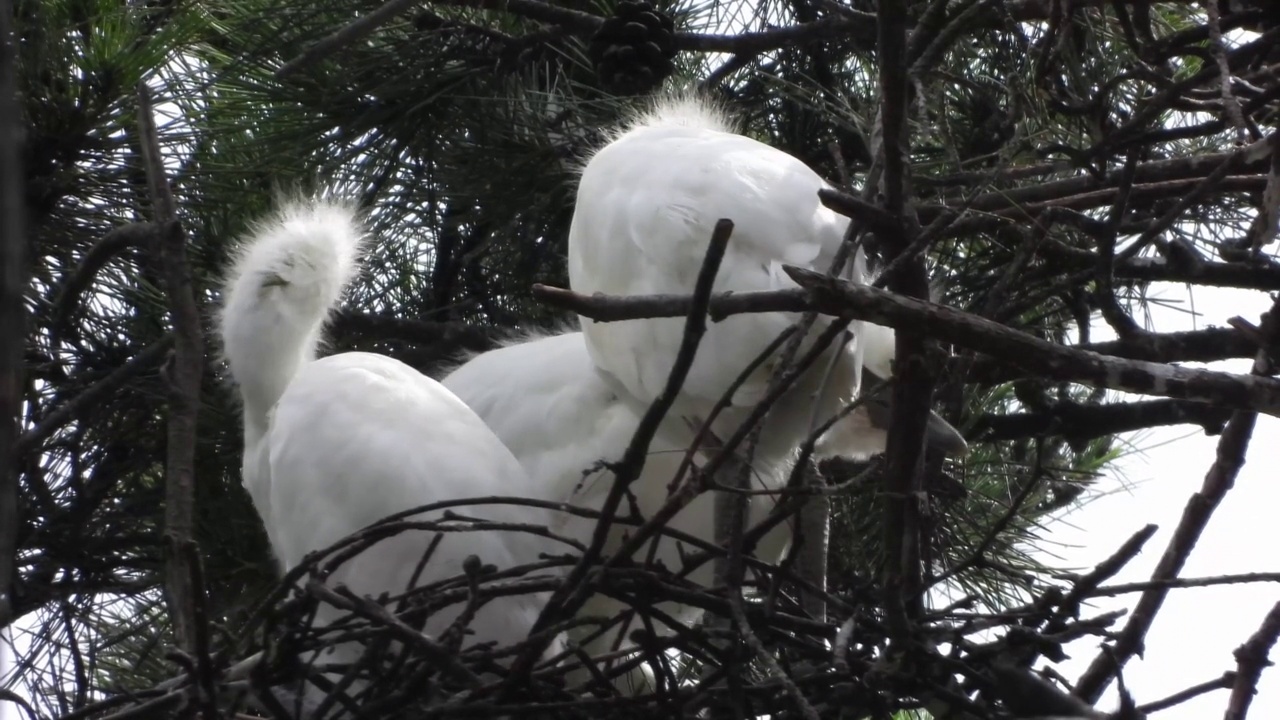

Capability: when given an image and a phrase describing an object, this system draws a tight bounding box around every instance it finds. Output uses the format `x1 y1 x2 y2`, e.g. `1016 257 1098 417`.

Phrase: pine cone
588 2 677 96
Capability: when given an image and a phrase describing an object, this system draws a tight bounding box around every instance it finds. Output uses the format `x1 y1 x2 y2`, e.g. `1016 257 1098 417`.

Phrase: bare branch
536 278 1280 418
509 219 735 691
785 267 1280 418
137 84 204 653
974 397 1233 443
1225 600 1280 720
0 0 25 631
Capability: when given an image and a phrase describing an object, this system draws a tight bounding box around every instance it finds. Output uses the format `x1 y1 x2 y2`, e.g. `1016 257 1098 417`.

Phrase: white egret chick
442 329 964 692
445 95 967 692
567 93 968 460
443 329 706 691
219 200 562 705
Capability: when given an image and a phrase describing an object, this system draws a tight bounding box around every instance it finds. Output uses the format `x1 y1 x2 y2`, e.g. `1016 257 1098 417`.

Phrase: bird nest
82 500 1161 720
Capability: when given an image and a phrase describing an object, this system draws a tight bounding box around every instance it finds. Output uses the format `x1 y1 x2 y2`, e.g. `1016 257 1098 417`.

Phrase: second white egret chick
442 328 966 694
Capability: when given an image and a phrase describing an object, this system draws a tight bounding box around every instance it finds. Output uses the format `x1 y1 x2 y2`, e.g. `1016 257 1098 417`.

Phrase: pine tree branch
924 134 1273 217
973 398 1233 443
875 0 932 638
0 0 25 631
138 84 203 654
276 0 426 79
327 311 502 371
784 267 1280 418
968 327 1257 385
48 221 155 348
15 337 173 456
537 277 1280 417
1225 600 1280 720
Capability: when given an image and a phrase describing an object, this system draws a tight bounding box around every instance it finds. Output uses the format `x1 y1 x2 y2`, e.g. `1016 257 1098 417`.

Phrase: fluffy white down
219 200 562 702
567 93 885 459
441 330 795 685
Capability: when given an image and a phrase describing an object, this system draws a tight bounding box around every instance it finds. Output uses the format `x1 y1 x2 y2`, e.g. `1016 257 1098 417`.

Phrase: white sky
1042 282 1280 719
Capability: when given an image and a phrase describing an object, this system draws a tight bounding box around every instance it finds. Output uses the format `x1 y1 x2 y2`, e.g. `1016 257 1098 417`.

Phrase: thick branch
920 136 1272 220
876 0 930 635
1033 240 1280 292
1225 600 1280 720
0 0 25 630
784 267 1280 418
974 398 1233 443
536 278 1280 417
138 85 203 653
968 327 1257 384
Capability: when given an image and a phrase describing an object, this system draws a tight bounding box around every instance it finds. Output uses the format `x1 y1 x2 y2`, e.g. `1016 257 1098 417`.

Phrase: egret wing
266 351 555 648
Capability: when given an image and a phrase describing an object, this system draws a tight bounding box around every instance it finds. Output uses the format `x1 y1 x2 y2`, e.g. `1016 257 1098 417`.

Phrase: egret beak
925 412 969 456
862 371 969 456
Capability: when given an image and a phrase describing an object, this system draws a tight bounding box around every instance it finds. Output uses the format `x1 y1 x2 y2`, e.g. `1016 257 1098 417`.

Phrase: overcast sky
1042 282 1279 719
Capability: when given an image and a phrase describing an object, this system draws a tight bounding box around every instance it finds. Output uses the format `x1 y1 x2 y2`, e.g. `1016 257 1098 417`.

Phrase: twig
1136 671 1233 712
430 0 603 34
509 220 735 691
276 0 426 79
1075 408 1257 702
307 582 484 687
1224 600 1280 720
138 83 204 653
1206 0 1249 147
728 595 820 720
0 0 26 631
1136 672 1234 714
1114 150 1246 263
1092 573 1280 598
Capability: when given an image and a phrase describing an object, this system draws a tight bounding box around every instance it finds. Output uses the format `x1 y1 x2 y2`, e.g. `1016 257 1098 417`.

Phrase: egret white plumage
443 329 716 692
443 329 960 693
568 93 967 459
444 94 967 692
219 200 563 705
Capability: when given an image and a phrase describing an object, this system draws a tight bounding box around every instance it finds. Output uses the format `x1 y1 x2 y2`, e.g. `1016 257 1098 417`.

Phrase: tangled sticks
78 498 1279 720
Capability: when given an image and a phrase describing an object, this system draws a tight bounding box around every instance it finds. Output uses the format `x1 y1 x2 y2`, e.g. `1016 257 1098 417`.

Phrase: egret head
855 319 968 456
862 369 969 456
